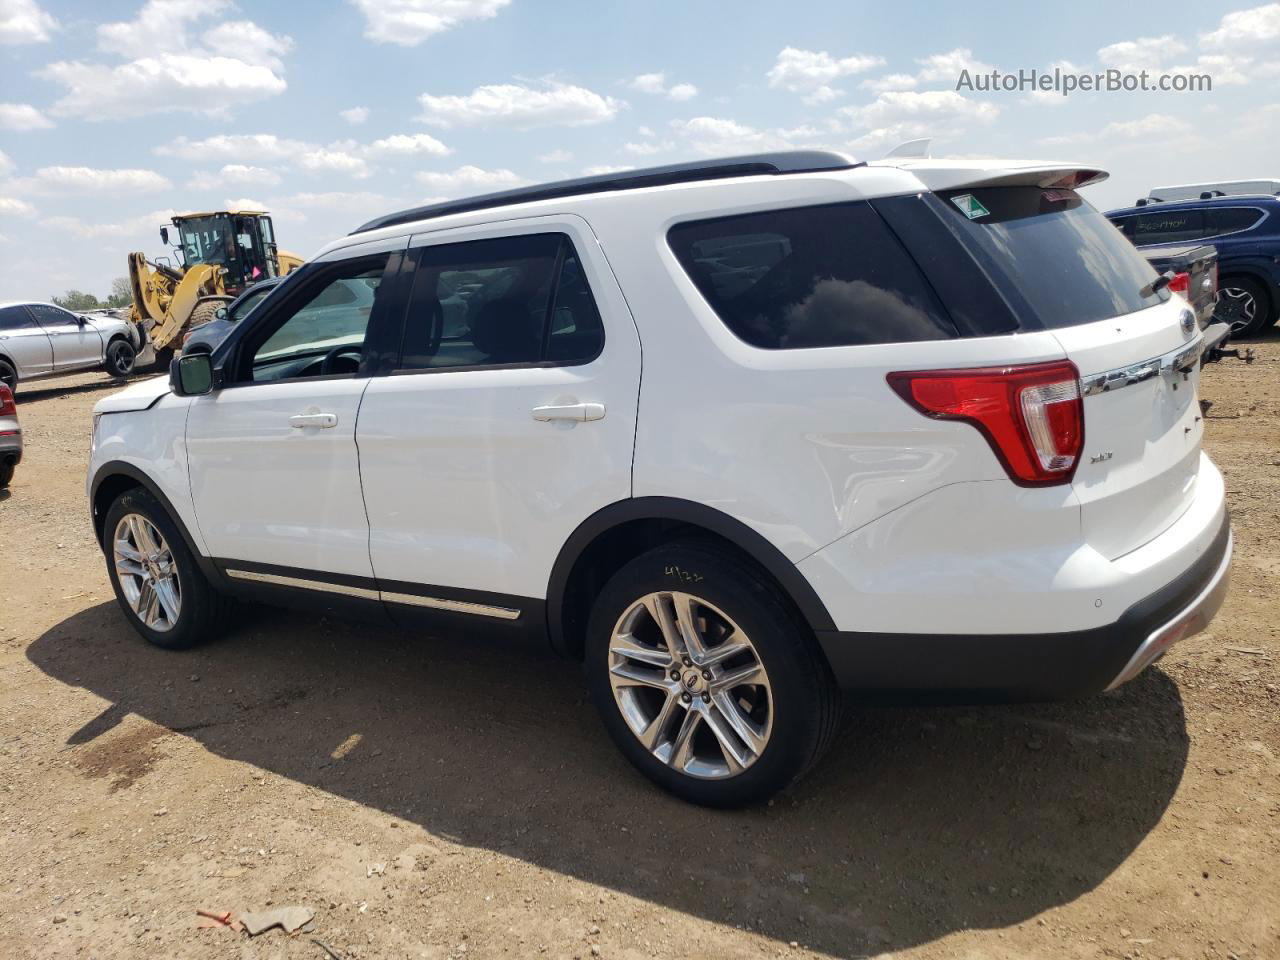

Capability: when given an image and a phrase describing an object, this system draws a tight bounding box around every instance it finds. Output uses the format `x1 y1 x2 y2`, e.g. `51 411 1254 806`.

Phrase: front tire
585 541 839 807
104 338 136 378
103 487 234 649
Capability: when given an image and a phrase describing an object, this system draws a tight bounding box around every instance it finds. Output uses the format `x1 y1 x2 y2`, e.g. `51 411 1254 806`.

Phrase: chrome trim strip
380 590 521 620
225 568 381 600
1080 334 1203 397
224 568 523 619
1104 531 1233 691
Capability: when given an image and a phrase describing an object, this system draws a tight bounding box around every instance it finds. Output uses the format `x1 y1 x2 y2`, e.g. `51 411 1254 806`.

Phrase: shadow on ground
30 602 1189 955
14 373 152 403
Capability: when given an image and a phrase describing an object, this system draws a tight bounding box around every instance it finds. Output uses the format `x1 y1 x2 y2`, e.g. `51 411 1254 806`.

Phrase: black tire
1214 276 1272 337
0 461 13 488
104 338 136 378
585 540 839 807
188 298 230 332
0 358 15 392
103 487 236 650
151 346 175 374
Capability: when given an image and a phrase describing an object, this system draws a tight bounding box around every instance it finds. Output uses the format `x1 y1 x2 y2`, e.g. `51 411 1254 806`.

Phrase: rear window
936 187 1169 329
667 201 956 349
1202 206 1263 236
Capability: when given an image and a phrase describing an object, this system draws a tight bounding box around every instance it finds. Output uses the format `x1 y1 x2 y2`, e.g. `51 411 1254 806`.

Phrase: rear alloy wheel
586 541 839 807
105 338 136 378
608 592 774 779
1215 277 1271 337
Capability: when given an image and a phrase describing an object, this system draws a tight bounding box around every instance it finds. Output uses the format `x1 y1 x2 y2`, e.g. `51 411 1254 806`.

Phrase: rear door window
400 233 603 370
933 187 1170 329
1131 209 1205 244
667 202 956 349
0 306 38 330
1201 207 1263 237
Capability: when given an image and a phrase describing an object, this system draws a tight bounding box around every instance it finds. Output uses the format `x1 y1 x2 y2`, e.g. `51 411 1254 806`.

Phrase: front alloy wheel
113 513 182 632
608 591 773 779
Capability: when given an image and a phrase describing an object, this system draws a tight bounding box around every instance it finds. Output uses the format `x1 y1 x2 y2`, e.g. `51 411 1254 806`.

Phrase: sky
0 0 1277 302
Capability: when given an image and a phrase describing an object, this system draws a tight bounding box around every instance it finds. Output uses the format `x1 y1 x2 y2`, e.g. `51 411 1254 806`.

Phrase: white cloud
340 106 370 125
40 208 176 239
0 0 57 44
418 81 623 128
300 146 370 178
0 102 53 130
0 147 11 176
157 133 311 162
28 166 172 193
282 190 395 210
1039 113 1194 146
672 116 827 156
1201 3 1280 50
627 72 699 101
218 164 282 187
41 1 291 120
350 0 510 46
623 139 673 156
538 149 573 164
841 90 999 153
860 73 918 94
365 133 451 156
0 196 37 217
915 48 998 84
1097 34 1187 70
224 196 268 211
581 164 633 175
414 165 525 195
767 47 884 103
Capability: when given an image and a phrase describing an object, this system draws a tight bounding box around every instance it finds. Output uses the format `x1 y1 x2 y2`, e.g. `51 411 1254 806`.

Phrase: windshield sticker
951 194 990 220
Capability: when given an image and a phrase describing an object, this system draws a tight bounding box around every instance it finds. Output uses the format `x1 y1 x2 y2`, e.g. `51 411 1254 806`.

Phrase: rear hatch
919 183 1204 559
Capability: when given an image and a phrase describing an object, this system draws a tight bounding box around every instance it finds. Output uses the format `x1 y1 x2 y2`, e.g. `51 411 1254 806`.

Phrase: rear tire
1215 276 1271 337
103 487 235 650
104 338 136 379
0 359 15 392
585 540 839 807
0 461 13 488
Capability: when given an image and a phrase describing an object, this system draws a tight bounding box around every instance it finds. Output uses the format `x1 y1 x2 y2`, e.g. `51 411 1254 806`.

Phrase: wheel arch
90 460 220 584
546 497 836 659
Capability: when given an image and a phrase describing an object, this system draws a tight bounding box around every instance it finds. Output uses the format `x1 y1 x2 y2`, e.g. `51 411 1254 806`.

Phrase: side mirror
160 226 170 245
214 306 228 321
171 351 214 397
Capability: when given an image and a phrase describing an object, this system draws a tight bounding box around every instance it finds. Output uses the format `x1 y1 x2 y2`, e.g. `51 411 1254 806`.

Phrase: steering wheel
319 345 362 376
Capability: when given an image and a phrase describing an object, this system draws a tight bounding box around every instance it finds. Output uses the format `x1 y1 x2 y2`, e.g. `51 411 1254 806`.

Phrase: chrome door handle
289 413 338 429
531 402 605 422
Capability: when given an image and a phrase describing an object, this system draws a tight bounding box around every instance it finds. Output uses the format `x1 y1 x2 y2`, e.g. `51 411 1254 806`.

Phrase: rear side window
400 233 603 371
0 306 37 331
934 187 1169 329
1201 207 1263 236
667 202 955 349
1131 208 1205 244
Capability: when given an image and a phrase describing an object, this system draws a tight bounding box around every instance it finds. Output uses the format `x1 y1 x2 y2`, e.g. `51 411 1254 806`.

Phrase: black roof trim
350 151 862 235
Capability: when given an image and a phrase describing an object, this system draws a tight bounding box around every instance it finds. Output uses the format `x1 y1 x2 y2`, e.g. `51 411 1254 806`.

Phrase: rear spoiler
870 159 1109 193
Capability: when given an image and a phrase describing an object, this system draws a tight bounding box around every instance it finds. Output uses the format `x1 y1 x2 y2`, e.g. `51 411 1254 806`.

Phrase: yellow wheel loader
127 209 303 368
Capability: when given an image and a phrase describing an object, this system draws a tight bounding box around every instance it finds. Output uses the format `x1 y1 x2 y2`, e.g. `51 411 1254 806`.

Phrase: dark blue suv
1106 195 1280 336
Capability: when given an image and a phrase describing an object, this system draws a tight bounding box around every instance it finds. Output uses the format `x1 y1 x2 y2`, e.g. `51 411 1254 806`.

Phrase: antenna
882 138 932 160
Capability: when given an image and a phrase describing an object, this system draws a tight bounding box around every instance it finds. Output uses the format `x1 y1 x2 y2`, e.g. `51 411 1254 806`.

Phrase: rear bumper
0 429 22 465
814 514 1231 699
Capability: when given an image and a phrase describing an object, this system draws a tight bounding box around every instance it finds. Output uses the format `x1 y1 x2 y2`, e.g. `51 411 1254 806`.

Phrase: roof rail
350 150 862 235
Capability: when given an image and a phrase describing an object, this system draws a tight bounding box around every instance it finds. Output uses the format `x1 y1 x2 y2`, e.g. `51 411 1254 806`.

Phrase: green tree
106 277 132 308
50 290 104 311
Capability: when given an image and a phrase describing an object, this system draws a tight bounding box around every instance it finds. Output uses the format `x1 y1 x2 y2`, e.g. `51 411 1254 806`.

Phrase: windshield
230 284 276 322
936 187 1169 329
177 215 235 267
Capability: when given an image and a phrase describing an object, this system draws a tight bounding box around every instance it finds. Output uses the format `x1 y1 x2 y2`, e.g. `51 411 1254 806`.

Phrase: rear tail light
887 360 1084 486
1167 271 1190 296
0 384 15 418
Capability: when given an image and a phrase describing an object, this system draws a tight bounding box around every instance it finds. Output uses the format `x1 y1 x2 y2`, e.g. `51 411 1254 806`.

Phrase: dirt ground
1 333 1277 960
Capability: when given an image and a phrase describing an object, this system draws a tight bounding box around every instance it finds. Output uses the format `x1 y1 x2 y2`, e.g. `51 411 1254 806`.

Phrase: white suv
88 152 1231 806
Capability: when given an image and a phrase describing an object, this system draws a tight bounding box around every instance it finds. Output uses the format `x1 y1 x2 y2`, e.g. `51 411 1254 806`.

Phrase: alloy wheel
1217 286 1257 333
608 591 773 779
113 513 182 632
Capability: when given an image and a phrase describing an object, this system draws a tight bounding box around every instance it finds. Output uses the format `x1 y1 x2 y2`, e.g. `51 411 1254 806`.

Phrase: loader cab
169 211 280 295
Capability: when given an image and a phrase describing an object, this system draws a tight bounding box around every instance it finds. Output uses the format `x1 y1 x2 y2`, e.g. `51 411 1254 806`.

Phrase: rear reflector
887 360 1084 486
0 384 15 418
